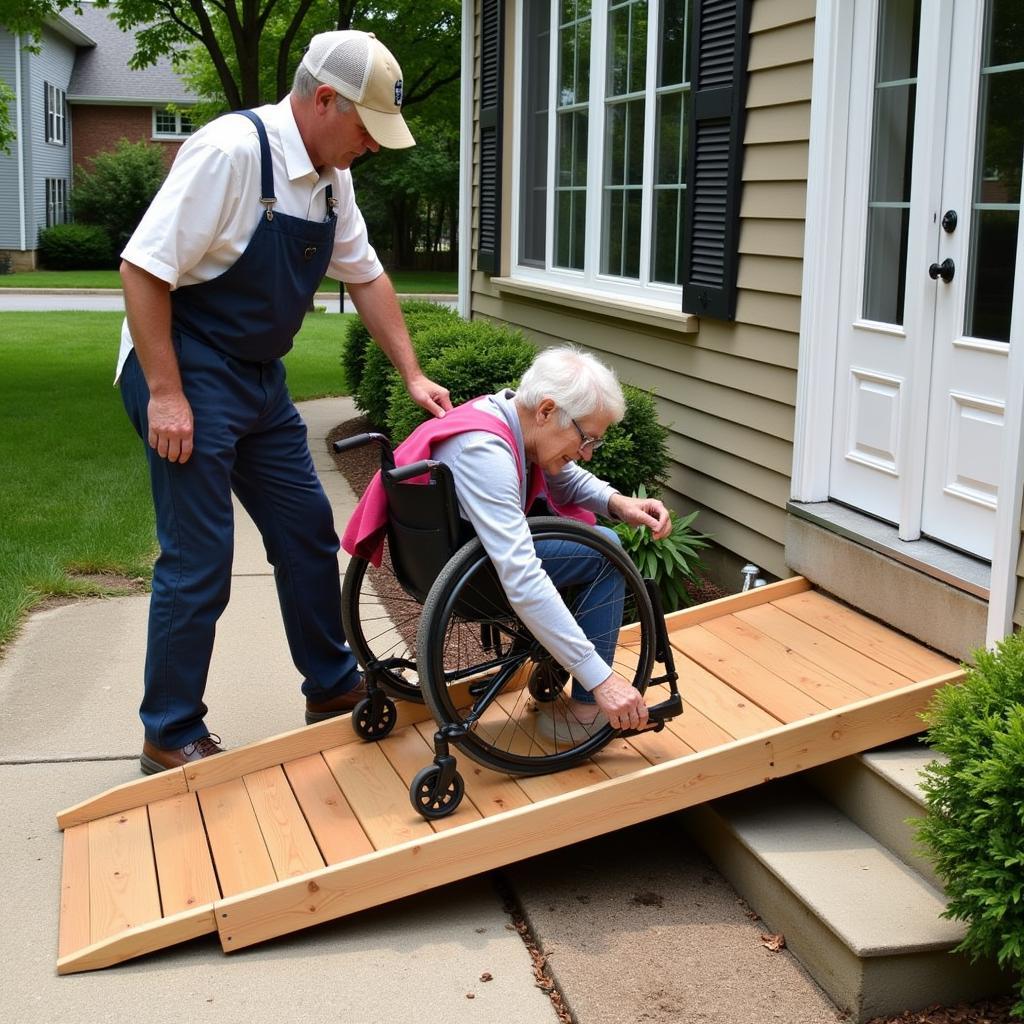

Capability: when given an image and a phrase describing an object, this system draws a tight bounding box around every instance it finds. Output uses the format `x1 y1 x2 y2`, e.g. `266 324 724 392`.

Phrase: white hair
516 345 626 425
292 64 354 113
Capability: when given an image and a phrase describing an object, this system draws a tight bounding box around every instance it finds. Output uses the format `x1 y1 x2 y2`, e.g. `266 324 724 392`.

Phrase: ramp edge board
56 904 217 975
213 671 959 954
56 703 438 829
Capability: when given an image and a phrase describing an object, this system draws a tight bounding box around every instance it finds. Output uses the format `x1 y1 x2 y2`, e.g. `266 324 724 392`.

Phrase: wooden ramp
56 578 961 974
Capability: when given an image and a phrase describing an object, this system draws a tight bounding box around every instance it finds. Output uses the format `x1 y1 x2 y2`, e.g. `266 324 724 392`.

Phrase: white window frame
510 0 686 309
45 177 67 227
152 107 195 140
44 82 66 145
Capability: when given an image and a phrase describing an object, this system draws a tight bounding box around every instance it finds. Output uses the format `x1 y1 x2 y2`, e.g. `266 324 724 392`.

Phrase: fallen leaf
760 932 786 951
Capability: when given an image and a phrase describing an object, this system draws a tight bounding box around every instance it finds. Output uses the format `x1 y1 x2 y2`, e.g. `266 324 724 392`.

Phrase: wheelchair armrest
386 459 438 483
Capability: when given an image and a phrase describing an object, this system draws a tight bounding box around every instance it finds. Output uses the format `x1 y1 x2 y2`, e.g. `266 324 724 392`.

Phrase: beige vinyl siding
469 3 815 581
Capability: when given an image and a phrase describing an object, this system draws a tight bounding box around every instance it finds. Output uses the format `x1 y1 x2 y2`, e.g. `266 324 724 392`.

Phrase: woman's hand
608 493 672 540
591 672 650 730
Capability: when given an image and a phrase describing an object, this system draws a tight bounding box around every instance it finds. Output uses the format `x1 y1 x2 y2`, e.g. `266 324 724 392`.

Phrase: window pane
986 0 1024 68
155 110 177 134
965 3 1023 343
652 188 683 283
659 0 687 87
607 5 630 96
862 0 921 324
656 91 685 185
519 0 551 267
179 111 195 134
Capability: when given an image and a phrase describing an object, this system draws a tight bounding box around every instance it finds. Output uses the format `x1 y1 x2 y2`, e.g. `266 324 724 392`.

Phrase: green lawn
0 310 354 650
0 268 458 293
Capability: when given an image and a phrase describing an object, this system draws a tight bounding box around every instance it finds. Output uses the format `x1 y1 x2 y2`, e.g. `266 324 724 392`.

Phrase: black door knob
929 258 955 282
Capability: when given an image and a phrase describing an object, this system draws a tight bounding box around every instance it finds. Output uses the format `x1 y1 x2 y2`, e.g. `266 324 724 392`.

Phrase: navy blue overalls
121 110 360 749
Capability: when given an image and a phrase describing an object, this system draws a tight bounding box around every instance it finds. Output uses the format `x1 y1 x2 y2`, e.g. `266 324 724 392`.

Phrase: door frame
792 0 1024 644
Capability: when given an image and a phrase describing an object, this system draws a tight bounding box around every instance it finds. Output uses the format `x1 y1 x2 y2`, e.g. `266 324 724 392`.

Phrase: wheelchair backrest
382 462 469 603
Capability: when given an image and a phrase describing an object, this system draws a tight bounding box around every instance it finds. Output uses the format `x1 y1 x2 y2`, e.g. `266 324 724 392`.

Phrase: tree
0 80 14 155
0 0 460 112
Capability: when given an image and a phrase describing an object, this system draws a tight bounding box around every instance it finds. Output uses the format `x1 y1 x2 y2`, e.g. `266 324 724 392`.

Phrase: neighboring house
457 0 1022 662
0 2 196 270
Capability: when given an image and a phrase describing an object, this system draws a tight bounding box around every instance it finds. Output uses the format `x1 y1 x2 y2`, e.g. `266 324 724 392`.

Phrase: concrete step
806 739 946 891
683 781 1008 1023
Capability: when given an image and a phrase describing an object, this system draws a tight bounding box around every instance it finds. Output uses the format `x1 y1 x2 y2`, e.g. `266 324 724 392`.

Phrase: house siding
0 32 24 249
26 26 76 245
469 1 815 581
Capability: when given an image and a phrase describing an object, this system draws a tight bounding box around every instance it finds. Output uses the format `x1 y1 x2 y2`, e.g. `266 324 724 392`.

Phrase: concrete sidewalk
1 396 840 1024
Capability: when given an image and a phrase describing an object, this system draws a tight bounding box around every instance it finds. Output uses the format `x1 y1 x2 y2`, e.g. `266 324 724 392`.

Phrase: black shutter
477 0 504 275
681 0 751 320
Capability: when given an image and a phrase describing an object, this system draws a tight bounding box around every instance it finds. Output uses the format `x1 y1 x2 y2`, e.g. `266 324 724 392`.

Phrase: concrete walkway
0 396 840 1024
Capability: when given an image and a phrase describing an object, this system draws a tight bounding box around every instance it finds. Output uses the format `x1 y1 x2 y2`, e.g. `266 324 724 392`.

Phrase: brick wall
71 105 185 174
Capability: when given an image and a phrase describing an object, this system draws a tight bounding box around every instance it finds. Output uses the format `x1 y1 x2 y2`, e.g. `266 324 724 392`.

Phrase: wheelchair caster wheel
352 695 397 741
527 660 568 703
410 764 464 819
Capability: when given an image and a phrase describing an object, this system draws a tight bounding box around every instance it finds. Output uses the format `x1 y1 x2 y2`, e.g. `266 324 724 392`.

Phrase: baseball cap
301 30 415 149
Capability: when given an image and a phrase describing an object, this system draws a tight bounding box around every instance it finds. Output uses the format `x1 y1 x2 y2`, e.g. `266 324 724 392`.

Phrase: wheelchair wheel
417 517 656 776
341 538 423 701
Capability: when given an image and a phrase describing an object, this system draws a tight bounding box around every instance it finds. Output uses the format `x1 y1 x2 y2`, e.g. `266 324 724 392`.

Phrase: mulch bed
325 417 1019 1024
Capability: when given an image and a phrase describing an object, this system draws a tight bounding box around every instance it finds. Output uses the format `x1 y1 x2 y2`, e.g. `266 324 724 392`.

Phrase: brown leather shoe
305 678 368 724
140 734 224 775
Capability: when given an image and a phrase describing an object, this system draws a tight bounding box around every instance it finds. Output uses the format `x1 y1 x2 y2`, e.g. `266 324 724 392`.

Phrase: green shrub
586 384 670 498
342 299 456 396
916 632 1024 1015
609 486 709 613
386 321 536 441
353 303 461 427
37 223 114 270
71 139 167 254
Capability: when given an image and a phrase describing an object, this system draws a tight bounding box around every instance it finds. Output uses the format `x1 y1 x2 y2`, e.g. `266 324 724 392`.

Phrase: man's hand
608 493 672 540
407 373 453 419
147 390 194 463
591 672 649 730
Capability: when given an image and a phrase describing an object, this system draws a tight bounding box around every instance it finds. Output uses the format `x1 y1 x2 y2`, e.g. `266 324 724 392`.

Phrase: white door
829 0 1021 560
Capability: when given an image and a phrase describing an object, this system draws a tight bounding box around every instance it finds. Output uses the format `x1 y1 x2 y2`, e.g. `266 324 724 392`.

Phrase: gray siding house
0 2 196 270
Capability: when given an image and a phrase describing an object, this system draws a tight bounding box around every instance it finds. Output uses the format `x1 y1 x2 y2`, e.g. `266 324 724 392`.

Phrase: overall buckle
260 197 276 221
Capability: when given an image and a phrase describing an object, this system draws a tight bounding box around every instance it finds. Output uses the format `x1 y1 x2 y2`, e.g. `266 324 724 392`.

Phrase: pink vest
340 400 595 566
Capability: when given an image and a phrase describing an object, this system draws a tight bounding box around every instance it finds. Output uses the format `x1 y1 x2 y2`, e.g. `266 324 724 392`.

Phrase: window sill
490 276 700 334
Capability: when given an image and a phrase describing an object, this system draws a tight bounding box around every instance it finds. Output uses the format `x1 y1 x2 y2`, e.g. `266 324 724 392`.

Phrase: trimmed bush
71 138 167 254
916 633 1024 1015
342 299 456 396
586 384 670 498
37 223 114 270
387 322 536 441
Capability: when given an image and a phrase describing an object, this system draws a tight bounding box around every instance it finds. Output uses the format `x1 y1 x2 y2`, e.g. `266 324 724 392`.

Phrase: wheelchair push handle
387 459 440 483
332 432 391 455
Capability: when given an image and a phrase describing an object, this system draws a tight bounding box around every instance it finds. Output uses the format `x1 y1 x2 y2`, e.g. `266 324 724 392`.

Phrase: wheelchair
335 432 682 820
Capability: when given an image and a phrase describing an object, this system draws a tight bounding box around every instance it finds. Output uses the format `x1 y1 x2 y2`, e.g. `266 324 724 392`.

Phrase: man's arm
120 260 194 464
346 273 452 417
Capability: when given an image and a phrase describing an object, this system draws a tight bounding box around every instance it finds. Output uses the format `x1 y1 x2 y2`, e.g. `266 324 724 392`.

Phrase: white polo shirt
116 96 383 378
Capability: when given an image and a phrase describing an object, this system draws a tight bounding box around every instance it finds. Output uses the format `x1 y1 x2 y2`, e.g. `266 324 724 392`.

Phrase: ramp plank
198 779 276 897
323 741 434 849
283 754 374 865
674 625 827 720
665 702 734 752
735 604 909 692
58 824 90 960
668 652 782 737
701 614 870 707
624 724 695 765
244 766 325 879
87 807 161 944
148 793 221 915
773 591 957 679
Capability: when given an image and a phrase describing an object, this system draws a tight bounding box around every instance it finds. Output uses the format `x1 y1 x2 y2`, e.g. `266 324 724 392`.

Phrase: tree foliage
0 79 14 155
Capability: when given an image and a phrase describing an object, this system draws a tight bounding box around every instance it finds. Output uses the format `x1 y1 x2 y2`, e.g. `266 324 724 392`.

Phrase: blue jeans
536 525 625 703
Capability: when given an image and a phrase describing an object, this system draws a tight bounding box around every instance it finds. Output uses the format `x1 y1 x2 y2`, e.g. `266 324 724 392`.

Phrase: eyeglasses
571 417 605 453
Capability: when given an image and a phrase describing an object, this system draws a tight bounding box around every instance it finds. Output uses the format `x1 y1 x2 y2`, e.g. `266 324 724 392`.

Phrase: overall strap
235 110 276 221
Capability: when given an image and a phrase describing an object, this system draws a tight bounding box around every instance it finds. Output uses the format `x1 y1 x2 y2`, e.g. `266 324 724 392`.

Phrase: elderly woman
343 345 670 733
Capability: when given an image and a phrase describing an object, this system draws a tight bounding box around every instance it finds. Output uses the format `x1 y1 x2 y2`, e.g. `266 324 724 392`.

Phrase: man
117 30 451 774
